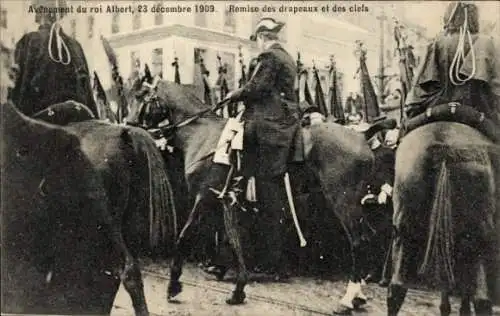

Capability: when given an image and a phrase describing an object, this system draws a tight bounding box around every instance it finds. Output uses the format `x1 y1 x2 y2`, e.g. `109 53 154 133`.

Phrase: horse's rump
394 122 499 289
65 121 177 254
1 104 120 313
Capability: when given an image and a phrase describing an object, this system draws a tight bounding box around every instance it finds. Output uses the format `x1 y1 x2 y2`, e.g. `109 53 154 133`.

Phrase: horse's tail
127 127 178 253
419 160 456 287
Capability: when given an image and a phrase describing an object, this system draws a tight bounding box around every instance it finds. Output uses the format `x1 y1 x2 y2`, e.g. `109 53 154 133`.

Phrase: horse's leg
440 290 452 316
472 259 493 316
333 195 368 314
387 231 408 316
109 228 149 316
168 193 203 300
379 238 393 287
459 296 472 316
222 201 248 305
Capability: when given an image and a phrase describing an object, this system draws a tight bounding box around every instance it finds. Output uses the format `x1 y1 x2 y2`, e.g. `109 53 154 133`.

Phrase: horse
388 121 500 315
2 101 119 314
2 101 177 315
129 77 389 314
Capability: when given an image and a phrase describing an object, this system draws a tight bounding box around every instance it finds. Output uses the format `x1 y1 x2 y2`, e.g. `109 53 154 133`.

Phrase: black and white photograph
1 0 500 315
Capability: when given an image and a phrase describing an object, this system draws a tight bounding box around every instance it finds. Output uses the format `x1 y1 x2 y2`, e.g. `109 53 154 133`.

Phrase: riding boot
258 176 289 279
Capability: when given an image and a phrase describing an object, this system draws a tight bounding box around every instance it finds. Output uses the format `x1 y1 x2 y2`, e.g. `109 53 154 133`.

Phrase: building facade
6 1 477 105
55 1 401 96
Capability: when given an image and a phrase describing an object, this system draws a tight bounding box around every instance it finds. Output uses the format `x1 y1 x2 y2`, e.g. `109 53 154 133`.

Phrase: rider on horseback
404 1 500 130
10 0 98 117
224 17 300 277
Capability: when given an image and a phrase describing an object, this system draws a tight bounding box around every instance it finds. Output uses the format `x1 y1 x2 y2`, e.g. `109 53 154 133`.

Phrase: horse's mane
154 80 219 119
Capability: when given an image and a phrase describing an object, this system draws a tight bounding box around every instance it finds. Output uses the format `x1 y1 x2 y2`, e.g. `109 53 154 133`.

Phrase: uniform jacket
405 33 500 124
240 42 298 120
10 24 97 117
238 42 299 178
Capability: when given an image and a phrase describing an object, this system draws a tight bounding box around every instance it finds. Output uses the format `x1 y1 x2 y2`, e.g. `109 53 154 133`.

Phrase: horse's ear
144 64 153 83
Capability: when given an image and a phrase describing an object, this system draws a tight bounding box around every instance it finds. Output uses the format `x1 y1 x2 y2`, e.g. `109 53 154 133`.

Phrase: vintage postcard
1 1 499 315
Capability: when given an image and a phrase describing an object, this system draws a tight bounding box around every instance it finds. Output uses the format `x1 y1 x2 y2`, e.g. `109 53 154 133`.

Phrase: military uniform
10 24 98 117
237 42 299 178
405 4 500 124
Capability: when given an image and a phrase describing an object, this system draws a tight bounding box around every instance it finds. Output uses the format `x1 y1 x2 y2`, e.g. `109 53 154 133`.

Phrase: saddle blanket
213 115 245 165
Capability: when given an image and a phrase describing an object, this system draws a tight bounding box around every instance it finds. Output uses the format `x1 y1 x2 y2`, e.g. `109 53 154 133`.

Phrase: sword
284 172 307 247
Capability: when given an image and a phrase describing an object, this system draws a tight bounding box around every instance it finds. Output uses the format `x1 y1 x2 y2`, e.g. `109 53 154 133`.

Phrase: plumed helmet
250 17 285 41
443 1 479 34
32 0 68 24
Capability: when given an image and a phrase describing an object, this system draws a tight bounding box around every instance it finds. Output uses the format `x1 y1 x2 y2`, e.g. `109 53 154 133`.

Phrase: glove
377 191 388 204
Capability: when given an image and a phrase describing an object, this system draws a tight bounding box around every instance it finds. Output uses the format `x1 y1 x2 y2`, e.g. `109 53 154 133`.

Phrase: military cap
250 17 285 41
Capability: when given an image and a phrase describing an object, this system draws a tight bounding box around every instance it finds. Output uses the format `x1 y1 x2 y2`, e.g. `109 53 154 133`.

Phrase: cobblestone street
111 262 500 316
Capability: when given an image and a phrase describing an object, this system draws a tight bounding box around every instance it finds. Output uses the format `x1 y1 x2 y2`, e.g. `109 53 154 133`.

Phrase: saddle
402 102 500 143
31 100 95 126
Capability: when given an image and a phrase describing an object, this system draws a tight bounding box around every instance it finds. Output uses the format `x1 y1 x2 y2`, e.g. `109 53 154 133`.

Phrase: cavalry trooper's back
405 1 500 126
10 0 98 117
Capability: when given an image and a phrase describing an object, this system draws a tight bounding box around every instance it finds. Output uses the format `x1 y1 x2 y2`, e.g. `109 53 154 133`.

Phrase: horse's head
130 74 218 131
125 64 172 129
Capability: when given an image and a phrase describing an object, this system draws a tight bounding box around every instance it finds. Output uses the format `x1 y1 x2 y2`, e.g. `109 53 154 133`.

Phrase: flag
393 20 416 123
100 35 128 122
312 65 328 117
356 43 380 123
93 71 117 123
171 56 181 84
199 57 212 106
328 63 345 123
294 52 313 107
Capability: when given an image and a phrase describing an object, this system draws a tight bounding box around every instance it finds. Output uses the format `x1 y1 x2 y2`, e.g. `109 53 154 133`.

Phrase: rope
48 22 71 65
448 6 476 86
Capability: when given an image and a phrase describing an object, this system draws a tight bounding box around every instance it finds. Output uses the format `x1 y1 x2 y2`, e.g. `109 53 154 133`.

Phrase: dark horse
2 101 177 315
130 79 382 313
388 122 500 315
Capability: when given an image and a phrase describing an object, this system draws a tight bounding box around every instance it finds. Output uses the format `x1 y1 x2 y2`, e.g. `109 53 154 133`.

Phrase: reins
143 88 231 136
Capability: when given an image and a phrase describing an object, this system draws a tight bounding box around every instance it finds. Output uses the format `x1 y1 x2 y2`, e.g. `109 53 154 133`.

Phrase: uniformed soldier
225 17 300 277
405 1 500 126
10 0 98 117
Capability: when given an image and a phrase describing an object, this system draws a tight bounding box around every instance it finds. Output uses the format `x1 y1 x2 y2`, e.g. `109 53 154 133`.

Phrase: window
130 51 140 72
152 48 163 77
87 15 94 39
111 13 119 34
194 48 206 64
132 10 141 30
70 18 76 37
194 11 206 27
224 9 236 33
1 9 7 29
154 2 163 25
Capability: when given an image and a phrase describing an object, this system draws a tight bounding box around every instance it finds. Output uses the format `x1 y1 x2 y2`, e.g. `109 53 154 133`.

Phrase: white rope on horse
48 22 71 65
448 4 476 86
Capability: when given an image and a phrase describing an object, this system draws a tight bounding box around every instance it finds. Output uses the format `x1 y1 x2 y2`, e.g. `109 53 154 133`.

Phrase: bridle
136 81 231 136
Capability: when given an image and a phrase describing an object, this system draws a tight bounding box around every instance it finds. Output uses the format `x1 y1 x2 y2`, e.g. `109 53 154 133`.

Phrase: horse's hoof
332 304 352 315
352 297 367 309
136 308 149 316
167 280 182 299
226 291 246 305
